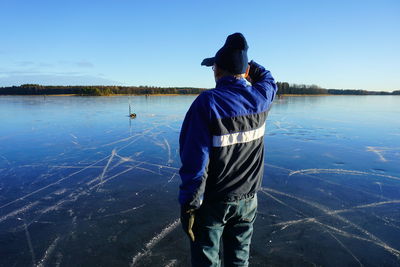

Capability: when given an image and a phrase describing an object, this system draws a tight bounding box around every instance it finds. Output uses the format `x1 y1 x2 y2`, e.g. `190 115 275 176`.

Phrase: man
179 33 277 266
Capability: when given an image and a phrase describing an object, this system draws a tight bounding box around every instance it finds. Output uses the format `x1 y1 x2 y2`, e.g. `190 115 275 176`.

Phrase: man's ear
214 65 222 79
244 64 252 83
245 65 250 77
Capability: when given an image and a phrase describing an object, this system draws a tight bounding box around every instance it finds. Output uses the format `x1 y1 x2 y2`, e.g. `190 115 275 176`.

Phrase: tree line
275 82 398 95
0 83 398 96
0 84 206 96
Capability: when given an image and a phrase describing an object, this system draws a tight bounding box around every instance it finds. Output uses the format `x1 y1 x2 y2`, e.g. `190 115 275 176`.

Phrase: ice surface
0 95 399 266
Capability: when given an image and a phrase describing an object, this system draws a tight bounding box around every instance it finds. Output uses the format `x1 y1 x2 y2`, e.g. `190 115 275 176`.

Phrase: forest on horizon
0 83 398 96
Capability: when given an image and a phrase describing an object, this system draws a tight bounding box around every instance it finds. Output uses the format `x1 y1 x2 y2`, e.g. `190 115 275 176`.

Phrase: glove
247 60 264 83
180 206 195 242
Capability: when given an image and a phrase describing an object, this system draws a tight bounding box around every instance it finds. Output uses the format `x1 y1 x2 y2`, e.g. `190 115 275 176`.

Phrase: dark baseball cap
201 33 249 74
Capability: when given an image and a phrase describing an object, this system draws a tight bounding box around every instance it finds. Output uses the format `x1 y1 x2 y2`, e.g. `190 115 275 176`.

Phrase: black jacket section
204 137 265 202
210 111 268 135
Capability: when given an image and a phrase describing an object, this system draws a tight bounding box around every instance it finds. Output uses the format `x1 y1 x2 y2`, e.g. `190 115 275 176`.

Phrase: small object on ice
129 104 137 118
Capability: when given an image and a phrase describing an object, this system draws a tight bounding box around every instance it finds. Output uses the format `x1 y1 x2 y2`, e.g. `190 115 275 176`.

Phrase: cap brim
201 57 215 66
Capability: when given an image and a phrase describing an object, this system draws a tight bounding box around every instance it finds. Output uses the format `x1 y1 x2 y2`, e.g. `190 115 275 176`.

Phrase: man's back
179 62 277 208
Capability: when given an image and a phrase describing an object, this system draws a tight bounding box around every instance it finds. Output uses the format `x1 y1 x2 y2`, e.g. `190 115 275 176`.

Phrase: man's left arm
179 93 211 210
179 94 211 242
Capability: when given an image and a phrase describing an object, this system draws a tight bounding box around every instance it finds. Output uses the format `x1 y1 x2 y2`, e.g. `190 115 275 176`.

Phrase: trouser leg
190 202 227 267
222 196 257 267
190 225 223 267
222 220 254 266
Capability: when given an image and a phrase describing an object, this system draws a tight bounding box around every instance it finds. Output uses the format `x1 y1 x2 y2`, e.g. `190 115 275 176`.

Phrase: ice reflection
0 95 399 266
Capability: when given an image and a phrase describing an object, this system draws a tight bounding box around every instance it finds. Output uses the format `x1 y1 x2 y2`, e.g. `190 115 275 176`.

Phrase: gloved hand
180 206 195 242
247 60 264 84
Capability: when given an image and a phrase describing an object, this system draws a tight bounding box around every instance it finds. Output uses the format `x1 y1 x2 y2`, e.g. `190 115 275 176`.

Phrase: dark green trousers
190 194 257 267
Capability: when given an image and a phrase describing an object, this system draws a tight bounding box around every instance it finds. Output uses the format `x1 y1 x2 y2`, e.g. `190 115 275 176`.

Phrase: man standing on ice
179 32 277 266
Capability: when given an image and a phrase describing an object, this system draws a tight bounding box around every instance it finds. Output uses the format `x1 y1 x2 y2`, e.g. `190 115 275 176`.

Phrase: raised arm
247 60 278 104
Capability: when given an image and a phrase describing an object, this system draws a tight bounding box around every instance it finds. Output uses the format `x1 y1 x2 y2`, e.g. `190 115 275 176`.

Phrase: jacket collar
215 76 247 89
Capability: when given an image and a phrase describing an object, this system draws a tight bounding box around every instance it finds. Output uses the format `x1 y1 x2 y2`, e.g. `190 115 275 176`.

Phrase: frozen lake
0 95 399 266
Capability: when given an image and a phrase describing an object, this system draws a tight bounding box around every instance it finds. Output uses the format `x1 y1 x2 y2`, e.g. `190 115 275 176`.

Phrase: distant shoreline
0 84 398 96
0 93 200 97
1 94 398 98
0 85 207 96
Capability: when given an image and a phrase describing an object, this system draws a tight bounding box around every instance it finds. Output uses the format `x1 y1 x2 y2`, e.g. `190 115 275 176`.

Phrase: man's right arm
247 60 278 105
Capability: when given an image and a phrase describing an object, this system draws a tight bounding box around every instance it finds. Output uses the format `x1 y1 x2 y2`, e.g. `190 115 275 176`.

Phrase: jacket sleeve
179 93 212 209
249 60 278 106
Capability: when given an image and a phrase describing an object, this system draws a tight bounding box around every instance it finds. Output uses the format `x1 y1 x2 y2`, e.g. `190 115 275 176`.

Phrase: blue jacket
179 61 277 209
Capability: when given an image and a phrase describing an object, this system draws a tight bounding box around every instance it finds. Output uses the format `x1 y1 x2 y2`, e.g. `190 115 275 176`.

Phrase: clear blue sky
0 0 399 91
